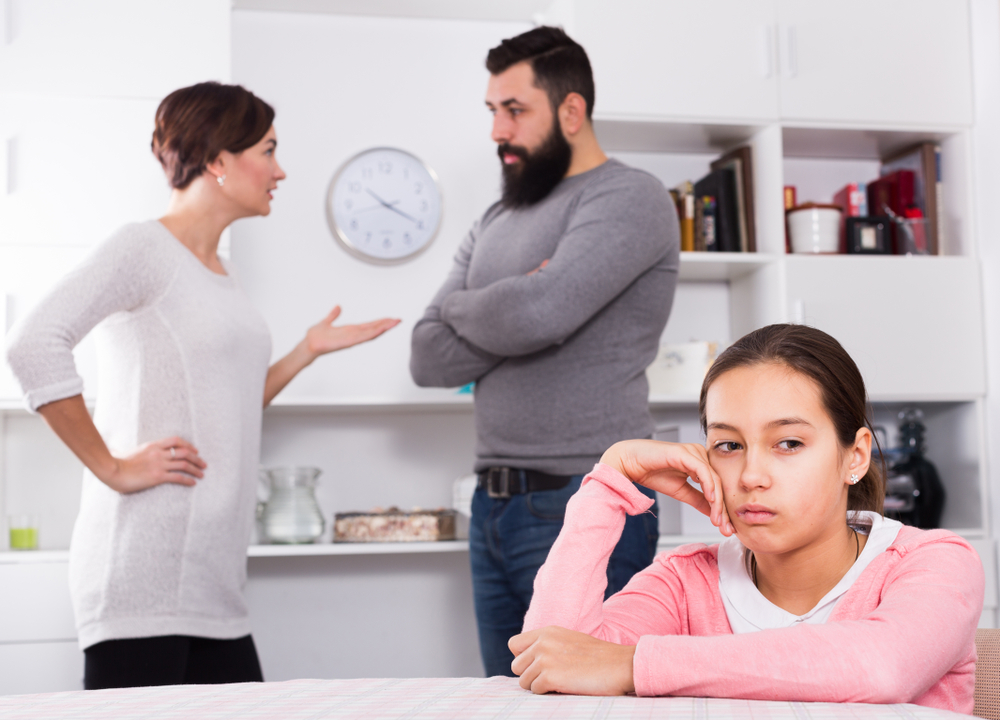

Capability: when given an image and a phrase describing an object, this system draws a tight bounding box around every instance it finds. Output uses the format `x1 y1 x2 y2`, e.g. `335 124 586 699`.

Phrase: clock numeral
403 233 412 245
366 232 372 243
349 181 362 193
350 219 359 231
345 199 353 210
416 220 425 230
382 237 392 249
362 167 373 180
420 200 428 212
414 182 423 194
403 168 409 180
378 161 392 174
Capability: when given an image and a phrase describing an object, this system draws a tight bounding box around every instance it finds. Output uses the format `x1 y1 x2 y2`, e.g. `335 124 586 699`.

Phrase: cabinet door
784 256 984 400
571 0 780 121
776 0 972 126
0 0 230 98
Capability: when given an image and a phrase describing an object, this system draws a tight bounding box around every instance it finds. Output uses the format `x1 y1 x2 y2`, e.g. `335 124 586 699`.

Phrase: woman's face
217 125 286 217
704 362 869 558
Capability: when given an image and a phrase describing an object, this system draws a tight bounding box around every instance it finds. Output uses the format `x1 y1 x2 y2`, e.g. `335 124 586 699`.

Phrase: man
410 26 679 677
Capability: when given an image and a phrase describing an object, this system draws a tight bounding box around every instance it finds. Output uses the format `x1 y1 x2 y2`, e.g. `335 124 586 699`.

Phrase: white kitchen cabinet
0 0 230 99
785 256 985 401
775 0 973 126
572 0 780 121
573 0 972 128
0 95 170 249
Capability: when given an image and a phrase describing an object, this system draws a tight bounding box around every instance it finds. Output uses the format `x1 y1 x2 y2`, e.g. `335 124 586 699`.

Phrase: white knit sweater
5 220 272 649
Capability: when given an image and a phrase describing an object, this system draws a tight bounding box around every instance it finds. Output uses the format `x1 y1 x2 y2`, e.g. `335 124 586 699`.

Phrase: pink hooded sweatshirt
522 463 984 713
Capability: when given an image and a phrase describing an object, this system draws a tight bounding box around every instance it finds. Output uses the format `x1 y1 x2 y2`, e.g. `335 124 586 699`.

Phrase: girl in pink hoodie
511 324 983 713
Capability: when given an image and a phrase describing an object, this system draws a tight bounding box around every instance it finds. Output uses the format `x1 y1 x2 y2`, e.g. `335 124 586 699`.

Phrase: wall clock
325 147 443 264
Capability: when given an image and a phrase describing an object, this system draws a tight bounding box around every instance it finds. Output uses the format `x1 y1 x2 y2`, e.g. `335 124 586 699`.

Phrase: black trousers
84 634 264 690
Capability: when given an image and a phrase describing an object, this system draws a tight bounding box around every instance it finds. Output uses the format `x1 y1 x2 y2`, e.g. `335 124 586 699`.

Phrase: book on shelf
694 168 739 252
668 181 695 252
694 194 716 251
880 142 942 255
710 145 756 252
833 182 868 252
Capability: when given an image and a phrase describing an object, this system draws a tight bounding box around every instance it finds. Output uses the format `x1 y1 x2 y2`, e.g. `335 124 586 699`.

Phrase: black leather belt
476 467 572 499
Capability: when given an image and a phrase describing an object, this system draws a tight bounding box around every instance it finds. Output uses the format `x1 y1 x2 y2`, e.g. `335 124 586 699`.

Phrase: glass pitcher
257 466 325 544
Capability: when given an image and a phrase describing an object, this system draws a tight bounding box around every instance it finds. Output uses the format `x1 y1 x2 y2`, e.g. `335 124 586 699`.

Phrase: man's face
485 62 572 208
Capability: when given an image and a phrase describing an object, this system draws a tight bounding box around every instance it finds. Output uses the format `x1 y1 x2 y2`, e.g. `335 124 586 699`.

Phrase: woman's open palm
305 306 400 356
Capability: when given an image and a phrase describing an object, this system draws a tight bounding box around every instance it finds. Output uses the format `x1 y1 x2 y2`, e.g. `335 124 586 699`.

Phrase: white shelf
247 540 469 557
678 252 777 282
0 541 471 564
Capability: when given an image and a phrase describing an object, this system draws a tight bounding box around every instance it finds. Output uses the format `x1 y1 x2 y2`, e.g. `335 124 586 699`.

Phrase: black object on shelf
845 216 893 254
884 408 945 529
694 168 740 252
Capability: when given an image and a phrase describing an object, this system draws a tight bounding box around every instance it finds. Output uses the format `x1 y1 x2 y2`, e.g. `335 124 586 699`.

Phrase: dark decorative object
884 408 945 528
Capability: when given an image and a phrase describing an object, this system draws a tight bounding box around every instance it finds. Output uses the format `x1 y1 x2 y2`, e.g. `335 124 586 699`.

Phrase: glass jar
257 466 325 544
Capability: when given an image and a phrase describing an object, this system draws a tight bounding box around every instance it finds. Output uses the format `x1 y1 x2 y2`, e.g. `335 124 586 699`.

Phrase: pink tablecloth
0 676 971 720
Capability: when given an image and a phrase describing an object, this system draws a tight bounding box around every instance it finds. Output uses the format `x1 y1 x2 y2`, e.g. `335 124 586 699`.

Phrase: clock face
326 147 443 264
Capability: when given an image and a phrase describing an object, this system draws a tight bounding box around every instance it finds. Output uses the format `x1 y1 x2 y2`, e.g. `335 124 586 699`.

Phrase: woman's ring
170 447 175 459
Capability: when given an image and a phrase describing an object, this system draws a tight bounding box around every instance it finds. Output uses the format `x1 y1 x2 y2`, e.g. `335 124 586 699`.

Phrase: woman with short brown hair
5 82 398 689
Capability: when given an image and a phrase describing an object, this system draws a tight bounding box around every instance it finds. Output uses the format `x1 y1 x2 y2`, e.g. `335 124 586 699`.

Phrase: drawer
0 561 75 642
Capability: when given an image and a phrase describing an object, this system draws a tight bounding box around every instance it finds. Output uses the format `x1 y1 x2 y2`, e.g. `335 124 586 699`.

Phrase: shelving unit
0 0 995 692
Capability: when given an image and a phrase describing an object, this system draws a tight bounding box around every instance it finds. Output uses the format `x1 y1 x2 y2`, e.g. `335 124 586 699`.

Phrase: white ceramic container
788 205 842 254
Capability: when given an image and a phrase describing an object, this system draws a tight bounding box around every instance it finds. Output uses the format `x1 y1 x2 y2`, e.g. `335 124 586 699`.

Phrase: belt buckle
487 467 512 499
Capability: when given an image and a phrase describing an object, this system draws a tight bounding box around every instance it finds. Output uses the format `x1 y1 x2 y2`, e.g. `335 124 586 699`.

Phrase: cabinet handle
785 24 798 78
3 0 15 45
5 136 15 195
760 24 776 79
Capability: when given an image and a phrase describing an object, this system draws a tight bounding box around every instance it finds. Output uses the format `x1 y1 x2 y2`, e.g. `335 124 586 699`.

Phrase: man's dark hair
486 26 595 119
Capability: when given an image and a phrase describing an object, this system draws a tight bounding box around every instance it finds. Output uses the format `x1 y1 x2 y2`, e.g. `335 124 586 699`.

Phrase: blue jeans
469 475 659 677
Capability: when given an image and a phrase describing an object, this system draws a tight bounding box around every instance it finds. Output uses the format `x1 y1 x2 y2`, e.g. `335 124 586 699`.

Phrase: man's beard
498 122 572 209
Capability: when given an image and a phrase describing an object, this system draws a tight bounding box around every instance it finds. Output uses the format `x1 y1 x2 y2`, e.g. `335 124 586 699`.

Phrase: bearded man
410 26 679 677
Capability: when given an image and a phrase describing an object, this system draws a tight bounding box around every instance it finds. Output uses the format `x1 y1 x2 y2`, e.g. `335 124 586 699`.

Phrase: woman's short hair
151 82 275 190
699 324 885 513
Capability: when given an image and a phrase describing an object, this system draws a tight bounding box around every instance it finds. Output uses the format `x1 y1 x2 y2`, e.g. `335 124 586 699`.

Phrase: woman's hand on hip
600 439 734 536
102 436 206 494
509 626 636 696
305 306 401 358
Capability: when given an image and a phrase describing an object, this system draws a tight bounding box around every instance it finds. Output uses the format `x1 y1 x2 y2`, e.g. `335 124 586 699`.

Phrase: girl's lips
736 504 776 524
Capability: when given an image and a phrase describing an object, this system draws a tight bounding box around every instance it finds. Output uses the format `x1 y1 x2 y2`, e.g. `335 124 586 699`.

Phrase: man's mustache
497 143 529 161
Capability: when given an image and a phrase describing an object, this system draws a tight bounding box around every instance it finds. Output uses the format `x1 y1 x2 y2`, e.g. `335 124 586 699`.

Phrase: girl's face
704 362 871 558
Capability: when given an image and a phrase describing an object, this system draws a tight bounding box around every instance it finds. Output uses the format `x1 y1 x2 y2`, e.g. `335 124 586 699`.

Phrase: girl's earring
850 473 860 485
217 174 226 187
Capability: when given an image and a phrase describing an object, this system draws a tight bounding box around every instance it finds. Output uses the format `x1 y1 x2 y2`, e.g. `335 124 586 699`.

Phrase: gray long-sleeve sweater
410 159 679 475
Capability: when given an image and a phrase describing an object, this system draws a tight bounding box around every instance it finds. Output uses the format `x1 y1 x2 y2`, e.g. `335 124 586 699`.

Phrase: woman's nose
739 448 771 491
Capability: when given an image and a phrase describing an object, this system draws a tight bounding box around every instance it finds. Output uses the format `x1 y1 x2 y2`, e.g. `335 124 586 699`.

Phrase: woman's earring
217 174 226 187
850 473 860 485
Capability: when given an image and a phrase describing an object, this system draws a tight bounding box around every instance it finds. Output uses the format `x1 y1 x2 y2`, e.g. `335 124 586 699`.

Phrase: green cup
8 515 38 550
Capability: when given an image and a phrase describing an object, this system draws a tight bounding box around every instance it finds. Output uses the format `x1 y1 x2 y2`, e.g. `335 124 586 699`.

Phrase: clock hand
366 188 419 224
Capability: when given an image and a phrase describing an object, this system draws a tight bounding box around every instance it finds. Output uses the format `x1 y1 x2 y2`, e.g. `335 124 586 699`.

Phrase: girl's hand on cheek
508 626 636 696
600 440 734 537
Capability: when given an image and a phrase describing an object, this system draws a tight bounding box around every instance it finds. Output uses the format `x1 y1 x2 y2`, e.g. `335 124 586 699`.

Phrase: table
0 676 970 719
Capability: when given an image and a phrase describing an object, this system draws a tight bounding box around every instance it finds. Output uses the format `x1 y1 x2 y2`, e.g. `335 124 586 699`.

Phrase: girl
509 324 983 713
5 82 399 689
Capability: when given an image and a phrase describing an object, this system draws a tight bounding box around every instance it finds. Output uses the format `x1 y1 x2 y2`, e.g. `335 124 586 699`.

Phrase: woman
509 324 983 713
4 82 399 689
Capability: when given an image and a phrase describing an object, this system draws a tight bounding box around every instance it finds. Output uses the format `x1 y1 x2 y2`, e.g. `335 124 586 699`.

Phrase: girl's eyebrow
707 418 813 432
